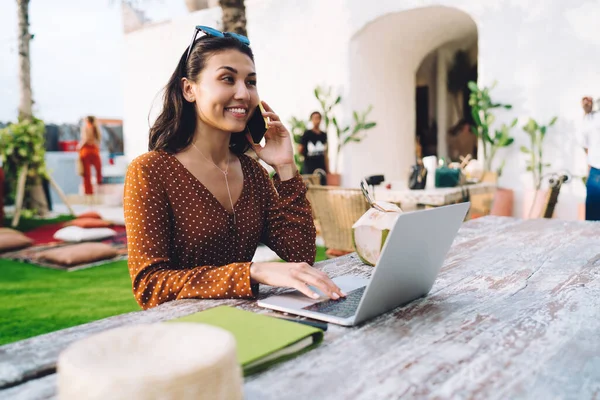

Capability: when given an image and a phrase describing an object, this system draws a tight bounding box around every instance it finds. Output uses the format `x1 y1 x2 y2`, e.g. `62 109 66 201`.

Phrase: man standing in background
299 111 329 185
580 96 600 220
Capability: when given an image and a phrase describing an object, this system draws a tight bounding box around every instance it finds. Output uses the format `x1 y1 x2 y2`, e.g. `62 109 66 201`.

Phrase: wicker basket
306 185 370 253
301 174 321 186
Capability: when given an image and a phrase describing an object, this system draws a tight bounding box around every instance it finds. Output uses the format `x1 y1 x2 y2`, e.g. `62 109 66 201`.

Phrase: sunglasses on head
185 25 250 65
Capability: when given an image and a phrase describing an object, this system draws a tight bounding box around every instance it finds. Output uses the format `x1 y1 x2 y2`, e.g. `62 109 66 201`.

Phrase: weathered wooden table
375 182 496 207
2 216 599 399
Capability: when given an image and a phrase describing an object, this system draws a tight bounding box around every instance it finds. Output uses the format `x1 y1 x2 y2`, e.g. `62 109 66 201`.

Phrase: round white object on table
57 323 242 400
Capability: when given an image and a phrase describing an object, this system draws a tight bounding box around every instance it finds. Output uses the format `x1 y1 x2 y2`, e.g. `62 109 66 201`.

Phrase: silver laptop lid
353 202 470 324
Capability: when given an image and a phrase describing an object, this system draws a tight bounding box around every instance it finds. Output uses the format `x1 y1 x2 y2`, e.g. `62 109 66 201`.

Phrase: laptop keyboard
302 286 366 318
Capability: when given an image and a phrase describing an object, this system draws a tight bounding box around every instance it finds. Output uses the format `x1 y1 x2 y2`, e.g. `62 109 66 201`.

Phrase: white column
436 48 448 161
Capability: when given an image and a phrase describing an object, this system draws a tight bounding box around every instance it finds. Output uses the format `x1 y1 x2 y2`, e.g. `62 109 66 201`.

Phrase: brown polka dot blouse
124 150 316 309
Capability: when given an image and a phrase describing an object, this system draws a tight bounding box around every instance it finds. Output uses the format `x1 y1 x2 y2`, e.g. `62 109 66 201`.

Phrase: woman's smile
224 106 248 119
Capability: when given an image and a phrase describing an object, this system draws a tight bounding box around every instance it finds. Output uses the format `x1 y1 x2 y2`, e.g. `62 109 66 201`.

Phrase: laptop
257 202 470 326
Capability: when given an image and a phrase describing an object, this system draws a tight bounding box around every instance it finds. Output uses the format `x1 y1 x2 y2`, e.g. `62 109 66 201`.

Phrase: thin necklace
191 142 236 225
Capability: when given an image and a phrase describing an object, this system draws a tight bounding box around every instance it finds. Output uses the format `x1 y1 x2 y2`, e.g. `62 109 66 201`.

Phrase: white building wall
123 0 600 220
122 7 222 160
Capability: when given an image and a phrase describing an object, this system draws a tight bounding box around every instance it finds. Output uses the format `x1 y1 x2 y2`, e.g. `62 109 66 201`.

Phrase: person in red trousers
77 116 102 204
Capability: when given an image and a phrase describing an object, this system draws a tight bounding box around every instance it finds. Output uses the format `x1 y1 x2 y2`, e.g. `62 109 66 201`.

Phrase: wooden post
47 175 75 216
11 164 29 228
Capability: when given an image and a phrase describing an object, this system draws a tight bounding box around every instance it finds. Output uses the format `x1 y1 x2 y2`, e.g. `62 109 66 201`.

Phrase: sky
0 0 187 124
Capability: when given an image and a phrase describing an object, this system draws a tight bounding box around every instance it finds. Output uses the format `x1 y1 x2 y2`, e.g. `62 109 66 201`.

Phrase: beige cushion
0 228 21 235
0 232 34 252
36 243 118 266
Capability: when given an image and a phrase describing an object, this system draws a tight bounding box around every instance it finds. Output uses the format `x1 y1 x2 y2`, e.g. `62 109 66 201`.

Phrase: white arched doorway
343 6 478 187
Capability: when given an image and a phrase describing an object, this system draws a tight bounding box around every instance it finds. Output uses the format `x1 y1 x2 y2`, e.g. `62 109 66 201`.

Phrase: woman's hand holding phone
246 101 297 180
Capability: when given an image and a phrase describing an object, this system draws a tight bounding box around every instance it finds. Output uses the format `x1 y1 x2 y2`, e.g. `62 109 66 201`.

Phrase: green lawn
0 259 138 346
0 246 329 346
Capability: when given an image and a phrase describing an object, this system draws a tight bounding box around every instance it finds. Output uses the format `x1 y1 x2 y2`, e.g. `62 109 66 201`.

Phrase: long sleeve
258 165 316 264
124 156 255 310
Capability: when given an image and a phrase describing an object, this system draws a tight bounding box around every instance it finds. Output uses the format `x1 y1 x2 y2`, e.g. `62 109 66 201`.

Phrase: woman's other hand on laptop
250 262 346 300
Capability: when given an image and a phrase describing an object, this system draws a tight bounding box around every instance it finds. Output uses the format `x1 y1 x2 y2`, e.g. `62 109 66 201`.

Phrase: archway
345 6 478 187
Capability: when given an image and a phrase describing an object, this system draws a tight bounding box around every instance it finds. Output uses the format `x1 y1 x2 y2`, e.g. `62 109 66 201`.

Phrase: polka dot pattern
124 150 316 309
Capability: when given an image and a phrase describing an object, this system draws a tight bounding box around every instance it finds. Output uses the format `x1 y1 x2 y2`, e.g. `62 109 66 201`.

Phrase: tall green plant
520 117 558 188
468 81 516 175
313 85 376 173
313 85 340 136
0 117 47 209
330 107 376 172
288 116 308 173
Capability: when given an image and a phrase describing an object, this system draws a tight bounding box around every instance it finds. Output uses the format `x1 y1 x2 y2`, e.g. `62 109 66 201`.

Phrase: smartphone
246 102 269 145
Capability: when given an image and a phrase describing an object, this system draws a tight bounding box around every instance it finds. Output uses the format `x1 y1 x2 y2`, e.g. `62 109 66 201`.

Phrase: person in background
579 96 600 220
78 116 102 204
299 111 329 184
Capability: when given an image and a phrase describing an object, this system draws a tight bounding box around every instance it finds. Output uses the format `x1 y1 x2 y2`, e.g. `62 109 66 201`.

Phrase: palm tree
12 0 65 218
219 0 247 36
17 0 33 121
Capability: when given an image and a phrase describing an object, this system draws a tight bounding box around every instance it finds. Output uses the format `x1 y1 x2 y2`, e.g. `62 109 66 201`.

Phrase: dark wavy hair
148 36 255 155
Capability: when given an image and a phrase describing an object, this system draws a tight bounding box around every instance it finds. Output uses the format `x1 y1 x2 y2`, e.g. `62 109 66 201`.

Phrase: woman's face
184 49 259 133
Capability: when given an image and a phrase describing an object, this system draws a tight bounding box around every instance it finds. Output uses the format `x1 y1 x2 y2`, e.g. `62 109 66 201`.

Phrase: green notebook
168 306 324 375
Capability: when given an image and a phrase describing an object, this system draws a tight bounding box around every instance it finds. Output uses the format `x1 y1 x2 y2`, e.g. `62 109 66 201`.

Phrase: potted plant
468 81 517 216
520 117 558 219
0 117 49 217
313 85 377 185
468 81 517 179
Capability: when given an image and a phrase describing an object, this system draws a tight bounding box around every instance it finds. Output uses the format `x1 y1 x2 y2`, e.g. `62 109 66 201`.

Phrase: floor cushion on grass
65 218 113 228
0 228 21 235
54 226 117 242
0 241 127 271
23 223 126 246
35 243 118 267
0 232 34 252
77 211 103 219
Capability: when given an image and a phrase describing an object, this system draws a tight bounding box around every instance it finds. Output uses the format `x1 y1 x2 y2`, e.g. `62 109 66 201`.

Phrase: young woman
124 26 344 309
78 115 102 203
